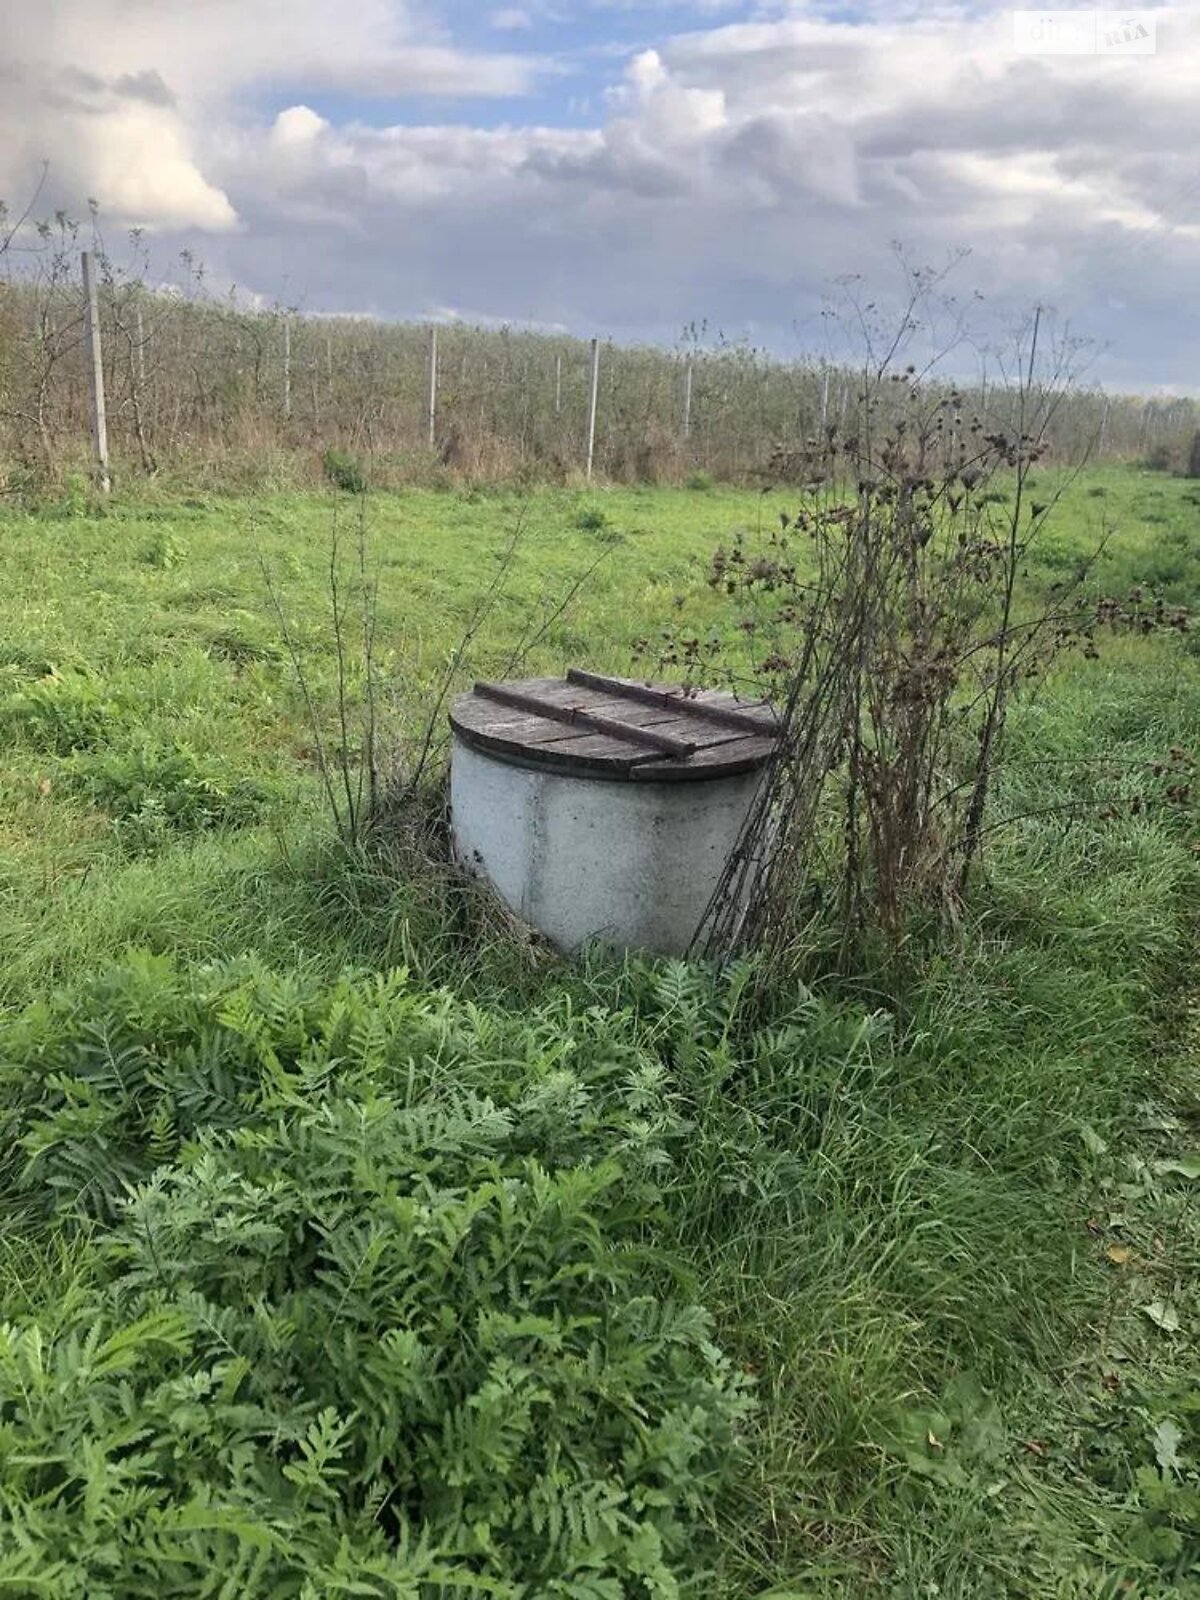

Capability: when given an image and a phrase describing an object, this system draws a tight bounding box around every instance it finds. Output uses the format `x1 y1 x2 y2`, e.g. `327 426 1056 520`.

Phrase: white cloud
0 58 237 231
4 0 537 101
0 0 541 228
270 107 333 149
85 105 238 230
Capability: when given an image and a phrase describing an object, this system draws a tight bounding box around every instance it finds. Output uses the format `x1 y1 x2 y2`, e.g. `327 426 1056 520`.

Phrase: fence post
135 304 147 390
81 251 110 493
554 352 563 416
585 337 600 481
282 316 292 419
428 324 439 449
682 360 693 442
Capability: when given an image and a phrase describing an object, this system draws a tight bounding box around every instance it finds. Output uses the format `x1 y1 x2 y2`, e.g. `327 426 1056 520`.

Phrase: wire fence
1 231 1196 493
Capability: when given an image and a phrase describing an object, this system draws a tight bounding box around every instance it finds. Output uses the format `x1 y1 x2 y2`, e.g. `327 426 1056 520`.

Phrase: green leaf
1153 1419 1185 1474
1142 1300 1182 1334
942 1374 1007 1465
871 1404 969 1487
94 1309 192 1373
1079 1123 1109 1158
1153 1155 1200 1181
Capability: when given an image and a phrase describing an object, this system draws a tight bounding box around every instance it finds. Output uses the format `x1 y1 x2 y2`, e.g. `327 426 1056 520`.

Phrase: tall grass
0 471 1198 1592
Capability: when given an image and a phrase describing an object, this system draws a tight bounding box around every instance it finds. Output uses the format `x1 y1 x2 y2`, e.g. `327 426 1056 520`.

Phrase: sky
2 0 1197 390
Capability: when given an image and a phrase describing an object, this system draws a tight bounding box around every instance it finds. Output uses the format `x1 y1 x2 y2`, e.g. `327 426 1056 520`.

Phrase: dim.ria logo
1100 12 1155 50
1012 10 1157 54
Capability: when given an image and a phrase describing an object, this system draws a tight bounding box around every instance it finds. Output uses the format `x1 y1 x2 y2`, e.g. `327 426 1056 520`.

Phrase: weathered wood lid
450 668 779 782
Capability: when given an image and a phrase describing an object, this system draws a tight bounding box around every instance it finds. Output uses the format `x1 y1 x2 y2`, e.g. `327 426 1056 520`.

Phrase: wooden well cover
450 668 779 782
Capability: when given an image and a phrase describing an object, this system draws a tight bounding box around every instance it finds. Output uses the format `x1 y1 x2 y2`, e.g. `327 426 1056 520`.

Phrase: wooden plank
567 669 776 732
473 681 697 757
464 677 764 744
452 707 599 749
634 735 778 782
511 731 662 766
450 674 779 781
455 724 656 775
565 669 776 735
542 692 734 739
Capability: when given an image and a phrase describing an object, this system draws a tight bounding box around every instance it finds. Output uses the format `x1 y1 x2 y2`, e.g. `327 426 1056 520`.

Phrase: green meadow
1 464 1199 1596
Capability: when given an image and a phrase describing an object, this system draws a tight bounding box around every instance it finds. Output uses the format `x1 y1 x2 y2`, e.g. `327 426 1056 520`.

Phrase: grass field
2 465 1200 1595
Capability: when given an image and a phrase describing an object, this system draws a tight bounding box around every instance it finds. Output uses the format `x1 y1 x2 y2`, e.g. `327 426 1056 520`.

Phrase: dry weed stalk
264 496 610 860
653 284 1125 961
